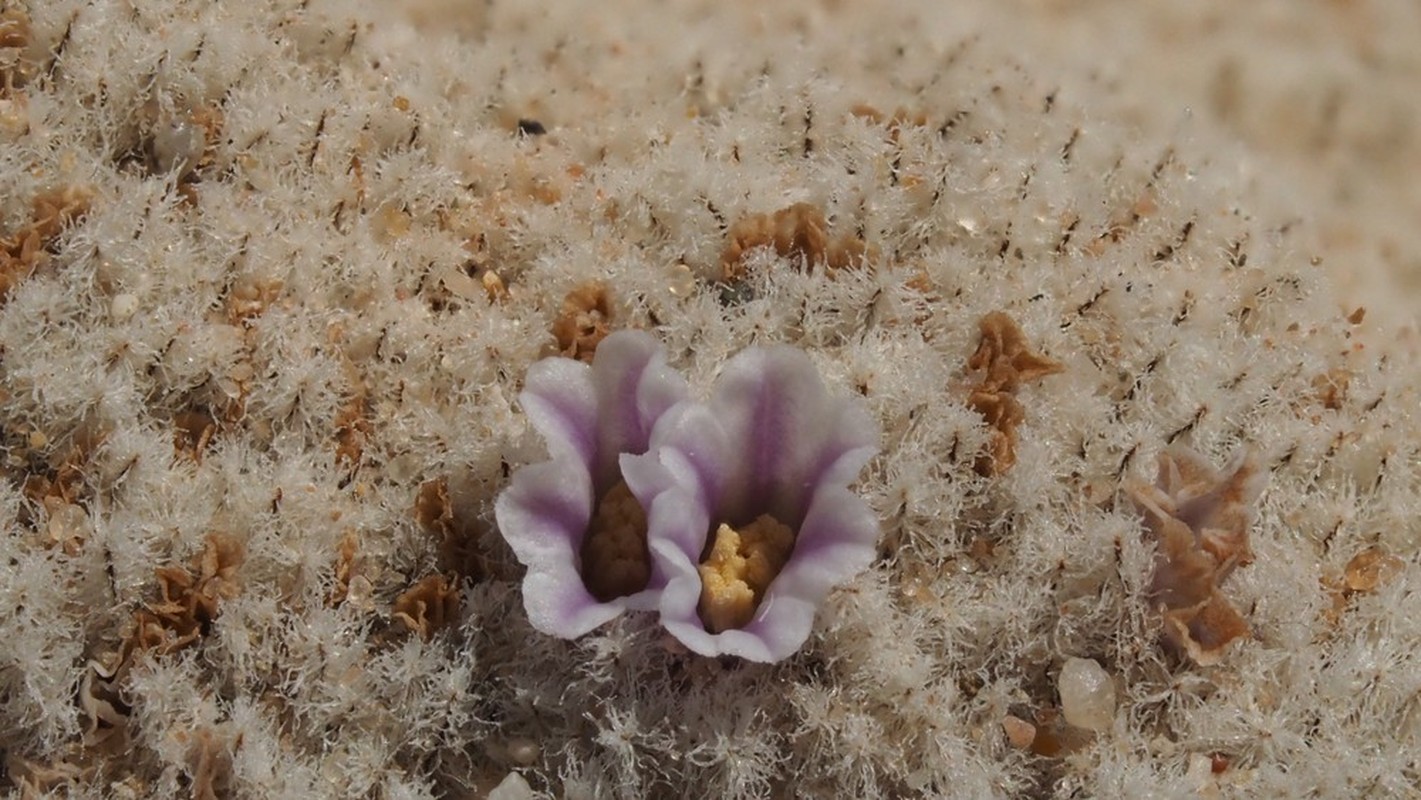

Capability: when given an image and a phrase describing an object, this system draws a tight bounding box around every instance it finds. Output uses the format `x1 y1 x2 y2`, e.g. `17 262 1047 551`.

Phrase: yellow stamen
697 514 795 633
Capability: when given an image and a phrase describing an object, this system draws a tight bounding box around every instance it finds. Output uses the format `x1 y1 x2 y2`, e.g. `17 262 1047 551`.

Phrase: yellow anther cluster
697 514 795 633
580 481 651 602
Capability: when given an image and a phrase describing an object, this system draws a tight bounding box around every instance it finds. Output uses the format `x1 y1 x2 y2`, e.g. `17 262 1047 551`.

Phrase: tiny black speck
718 281 755 307
517 119 547 136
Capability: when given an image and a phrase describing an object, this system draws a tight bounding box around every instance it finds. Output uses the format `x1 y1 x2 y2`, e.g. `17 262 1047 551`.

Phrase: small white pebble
1185 753 1215 790
111 293 139 323
487 771 534 800
506 737 540 766
666 262 696 297
152 118 207 176
1058 657 1116 732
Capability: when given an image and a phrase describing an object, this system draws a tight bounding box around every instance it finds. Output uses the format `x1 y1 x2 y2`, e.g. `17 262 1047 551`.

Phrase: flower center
696 514 795 633
579 480 652 602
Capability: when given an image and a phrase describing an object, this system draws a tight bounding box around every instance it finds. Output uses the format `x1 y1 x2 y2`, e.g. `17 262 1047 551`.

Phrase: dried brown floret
415 477 453 532
969 311 1066 393
1311 367 1351 410
329 528 363 607
415 477 493 581
156 533 245 628
173 409 217 462
1130 446 1266 665
551 281 613 362
225 275 284 323
967 389 1026 476
79 535 247 744
1343 545 1404 593
0 9 36 95
333 392 371 467
128 532 247 658
179 727 235 800
0 186 93 302
20 431 101 529
129 607 202 657
393 573 461 640
964 312 1063 475
720 203 870 282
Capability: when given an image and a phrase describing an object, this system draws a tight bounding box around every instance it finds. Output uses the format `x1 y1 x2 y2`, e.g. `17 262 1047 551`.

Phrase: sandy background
1 1 1419 797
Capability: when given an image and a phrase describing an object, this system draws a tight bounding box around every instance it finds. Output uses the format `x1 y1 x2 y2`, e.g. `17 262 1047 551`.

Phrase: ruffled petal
588 330 691 485
766 485 878 608
493 458 606 637
654 485 878 662
658 537 814 662
644 347 880 663
625 402 733 513
496 456 665 634
521 358 597 465
521 569 626 639
494 458 594 567
499 331 692 640
707 346 878 526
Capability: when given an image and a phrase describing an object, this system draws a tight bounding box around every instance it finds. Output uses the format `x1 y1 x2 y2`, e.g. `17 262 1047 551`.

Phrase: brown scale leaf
329 528 363 608
1310 367 1351 411
1344 545 1404 593
173 409 218 463
393 573 461 640
720 202 870 282
1000 715 1036 750
551 281 613 362
1322 544 1407 631
0 186 93 302
969 311 1066 393
964 312 1063 476
0 8 36 95
1130 446 1266 665
334 392 372 467
179 726 237 800
225 275 284 324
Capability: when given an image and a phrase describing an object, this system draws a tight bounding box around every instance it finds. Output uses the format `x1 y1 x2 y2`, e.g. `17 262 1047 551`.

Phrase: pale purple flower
620 345 880 662
494 330 689 638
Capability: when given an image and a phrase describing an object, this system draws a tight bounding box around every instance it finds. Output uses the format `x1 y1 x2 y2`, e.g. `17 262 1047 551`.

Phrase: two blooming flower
494 330 880 662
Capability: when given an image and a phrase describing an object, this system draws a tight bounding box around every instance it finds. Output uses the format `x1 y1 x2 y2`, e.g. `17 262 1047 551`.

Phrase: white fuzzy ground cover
0 1 1418 797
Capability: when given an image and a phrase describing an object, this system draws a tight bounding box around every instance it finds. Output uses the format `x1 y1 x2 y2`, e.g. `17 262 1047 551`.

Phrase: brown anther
580 481 651 602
